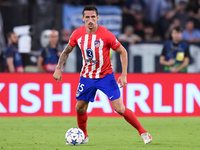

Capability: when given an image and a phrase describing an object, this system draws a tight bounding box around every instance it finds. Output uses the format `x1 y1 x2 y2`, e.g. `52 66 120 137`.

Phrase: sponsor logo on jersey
84 59 99 64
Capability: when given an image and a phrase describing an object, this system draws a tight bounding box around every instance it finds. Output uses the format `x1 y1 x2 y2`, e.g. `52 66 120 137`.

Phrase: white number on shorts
78 83 85 92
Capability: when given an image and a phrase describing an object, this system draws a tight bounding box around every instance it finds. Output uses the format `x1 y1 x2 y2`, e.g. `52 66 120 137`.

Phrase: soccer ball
65 127 85 146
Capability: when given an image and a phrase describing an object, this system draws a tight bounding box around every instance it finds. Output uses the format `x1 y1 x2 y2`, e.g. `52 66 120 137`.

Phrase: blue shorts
75 73 120 102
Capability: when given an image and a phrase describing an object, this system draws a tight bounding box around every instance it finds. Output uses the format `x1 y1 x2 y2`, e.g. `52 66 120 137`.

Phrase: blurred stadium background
1 1 200 149
1 0 200 73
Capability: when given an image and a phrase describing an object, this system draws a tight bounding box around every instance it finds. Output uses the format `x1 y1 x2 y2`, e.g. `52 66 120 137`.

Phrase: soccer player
53 5 152 144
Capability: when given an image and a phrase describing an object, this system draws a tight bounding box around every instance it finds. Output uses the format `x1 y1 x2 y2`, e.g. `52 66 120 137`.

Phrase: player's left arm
176 57 189 71
115 45 128 87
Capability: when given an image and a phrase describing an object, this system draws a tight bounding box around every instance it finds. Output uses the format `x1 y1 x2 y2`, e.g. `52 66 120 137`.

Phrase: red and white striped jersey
69 25 121 79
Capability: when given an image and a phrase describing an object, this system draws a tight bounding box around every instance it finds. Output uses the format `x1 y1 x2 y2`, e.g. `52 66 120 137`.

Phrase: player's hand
170 67 178 73
53 68 62 83
168 59 175 66
117 74 127 88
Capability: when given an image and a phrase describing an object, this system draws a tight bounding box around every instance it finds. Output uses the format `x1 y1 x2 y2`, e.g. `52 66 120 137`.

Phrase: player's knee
114 107 125 115
75 105 83 113
75 104 86 113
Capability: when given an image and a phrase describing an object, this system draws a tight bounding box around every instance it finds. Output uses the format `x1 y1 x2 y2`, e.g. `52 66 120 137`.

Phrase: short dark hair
172 26 183 33
7 31 15 39
82 5 98 16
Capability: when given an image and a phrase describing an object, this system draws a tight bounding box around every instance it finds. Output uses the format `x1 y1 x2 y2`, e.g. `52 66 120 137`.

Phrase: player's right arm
53 44 74 83
5 49 15 73
159 46 175 66
37 57 46 73
6 57 15 73
38 48 47 73
160 56 175 66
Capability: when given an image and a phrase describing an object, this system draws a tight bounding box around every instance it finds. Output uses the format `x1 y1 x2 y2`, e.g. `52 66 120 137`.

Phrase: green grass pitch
0 117 200 150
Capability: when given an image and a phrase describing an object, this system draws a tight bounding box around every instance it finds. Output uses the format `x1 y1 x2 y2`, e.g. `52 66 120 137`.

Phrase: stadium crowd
0 0 200 73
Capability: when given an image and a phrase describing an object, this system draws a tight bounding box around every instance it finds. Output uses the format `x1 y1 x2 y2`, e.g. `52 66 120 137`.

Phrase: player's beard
12 42 18 48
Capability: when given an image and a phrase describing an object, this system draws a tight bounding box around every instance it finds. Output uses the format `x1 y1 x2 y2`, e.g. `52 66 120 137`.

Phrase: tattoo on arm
65 44 73 53
56 44 74 69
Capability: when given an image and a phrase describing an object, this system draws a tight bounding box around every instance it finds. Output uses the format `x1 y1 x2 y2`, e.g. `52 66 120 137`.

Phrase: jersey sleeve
161 46 166 56
68 30 78 47
108 31 121 50
5 48 14 58
184 45 191 58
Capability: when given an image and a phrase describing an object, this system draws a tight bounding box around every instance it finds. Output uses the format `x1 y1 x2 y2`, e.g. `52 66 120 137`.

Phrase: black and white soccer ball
65 127 85 146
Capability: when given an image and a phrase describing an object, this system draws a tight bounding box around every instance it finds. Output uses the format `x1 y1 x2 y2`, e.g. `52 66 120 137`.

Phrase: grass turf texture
0 117 199 150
